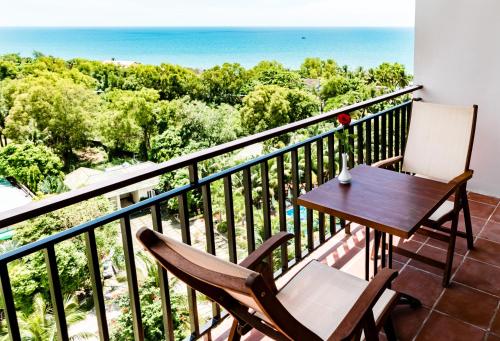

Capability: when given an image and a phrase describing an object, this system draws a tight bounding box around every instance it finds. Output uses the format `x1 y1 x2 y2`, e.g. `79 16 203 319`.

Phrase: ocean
0 27 414 71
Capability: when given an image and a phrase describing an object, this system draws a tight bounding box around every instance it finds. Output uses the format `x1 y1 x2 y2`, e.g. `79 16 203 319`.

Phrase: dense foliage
9 197 117 310
0 53 411 173
110 278 190 341
0 142 63 192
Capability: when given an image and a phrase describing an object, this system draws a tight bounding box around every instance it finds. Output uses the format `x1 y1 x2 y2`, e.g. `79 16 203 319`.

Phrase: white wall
414 0 500 196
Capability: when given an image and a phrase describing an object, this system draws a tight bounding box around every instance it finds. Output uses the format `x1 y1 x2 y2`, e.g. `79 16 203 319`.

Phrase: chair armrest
328 268 399 341
371 155 403 169
239 232 294 270
448 170 473 188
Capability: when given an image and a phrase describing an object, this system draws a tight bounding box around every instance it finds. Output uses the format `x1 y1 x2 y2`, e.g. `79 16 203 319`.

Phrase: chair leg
383 315 397 341
442 213 459 287
228 319 241 341
363 313 379 341
461 190 474 250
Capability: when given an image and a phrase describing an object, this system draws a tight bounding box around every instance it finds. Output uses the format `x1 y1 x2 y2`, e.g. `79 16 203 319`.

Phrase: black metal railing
0 85 421 341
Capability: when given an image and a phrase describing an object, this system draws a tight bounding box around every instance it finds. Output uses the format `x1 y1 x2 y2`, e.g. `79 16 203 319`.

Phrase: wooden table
297 165 456 304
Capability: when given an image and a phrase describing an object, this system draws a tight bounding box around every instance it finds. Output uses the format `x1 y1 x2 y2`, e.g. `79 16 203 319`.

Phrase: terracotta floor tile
410 232 429 243
392 238 423 263
409 244 463 276
415 312 485 341
467 200 497 220
480 220 500 244
242 329 269 341
392 266 444 308
468 192 500 206
426 232 470 256
491 207 500 223
392 306 430 341
490 310 500 335
424 216 485 254
454 259 500 296
435 282 498 328
441 215 487 235
467 238 500 267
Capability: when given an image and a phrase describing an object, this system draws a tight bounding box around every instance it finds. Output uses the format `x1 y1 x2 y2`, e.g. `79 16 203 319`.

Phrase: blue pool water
0 27 414 70
286 206 307 221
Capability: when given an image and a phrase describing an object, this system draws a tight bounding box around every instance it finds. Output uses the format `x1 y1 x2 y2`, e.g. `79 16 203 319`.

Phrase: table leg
388 233 422 308
365 226 370 281
381 232 387 268
388 234 393 269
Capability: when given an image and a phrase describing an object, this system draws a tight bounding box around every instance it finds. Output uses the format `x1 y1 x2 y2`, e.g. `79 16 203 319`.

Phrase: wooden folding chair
137 228 401 340
373 101 478 286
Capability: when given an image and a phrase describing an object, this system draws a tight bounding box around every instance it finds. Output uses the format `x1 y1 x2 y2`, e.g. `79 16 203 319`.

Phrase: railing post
242 168 255 253
120 216 144 341
261 161 272 241
276 155 288 271
348 126 355 169
200 185 221 320
85 230 110 341
44 245 69 341
151 203 176 341
0 263 21 341
395 107 401 161
366 119 372 165
291 148 302 261
327 134 337 235
223 175 237 263
178 193 200 337
304 143 314 251
188 163 199 184
357 124 364 165
374 116 380 163
316 140 325 243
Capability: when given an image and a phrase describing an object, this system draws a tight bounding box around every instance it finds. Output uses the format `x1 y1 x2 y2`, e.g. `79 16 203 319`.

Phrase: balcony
0 86 499 341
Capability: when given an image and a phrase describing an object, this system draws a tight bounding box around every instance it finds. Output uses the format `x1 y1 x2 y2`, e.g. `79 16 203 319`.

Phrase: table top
297 165 456 238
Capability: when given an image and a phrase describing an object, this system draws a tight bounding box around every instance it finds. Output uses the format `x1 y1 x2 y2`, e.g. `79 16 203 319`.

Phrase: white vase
338 153 352 184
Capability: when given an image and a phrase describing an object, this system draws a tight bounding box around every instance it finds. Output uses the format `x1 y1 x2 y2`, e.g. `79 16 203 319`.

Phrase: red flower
337 113 351 126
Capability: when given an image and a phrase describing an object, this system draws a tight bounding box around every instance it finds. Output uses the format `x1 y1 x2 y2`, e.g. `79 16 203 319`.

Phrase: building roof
64 162 160 197
0 178 32 213
64 167 103 190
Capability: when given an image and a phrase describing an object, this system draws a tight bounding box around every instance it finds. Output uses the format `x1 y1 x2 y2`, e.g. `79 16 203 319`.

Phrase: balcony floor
212 192 500 341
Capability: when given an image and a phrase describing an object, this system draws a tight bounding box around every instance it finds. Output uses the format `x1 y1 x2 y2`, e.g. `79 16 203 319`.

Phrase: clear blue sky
0 0 415 27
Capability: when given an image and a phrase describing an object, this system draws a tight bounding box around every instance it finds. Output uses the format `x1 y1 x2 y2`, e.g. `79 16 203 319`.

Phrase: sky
0 0 415 27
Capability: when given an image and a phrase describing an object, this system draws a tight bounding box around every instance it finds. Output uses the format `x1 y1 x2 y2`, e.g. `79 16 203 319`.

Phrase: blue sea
0 27 414 71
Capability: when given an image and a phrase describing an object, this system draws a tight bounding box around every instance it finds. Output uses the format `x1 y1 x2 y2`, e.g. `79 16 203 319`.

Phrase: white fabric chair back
152 232 265 314
402 101 476 182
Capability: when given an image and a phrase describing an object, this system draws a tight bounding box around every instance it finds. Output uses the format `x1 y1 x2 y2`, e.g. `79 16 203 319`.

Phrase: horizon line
0 25 415 29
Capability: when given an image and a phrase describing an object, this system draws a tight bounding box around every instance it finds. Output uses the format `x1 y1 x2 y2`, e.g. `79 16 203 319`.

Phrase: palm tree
0 294 92 341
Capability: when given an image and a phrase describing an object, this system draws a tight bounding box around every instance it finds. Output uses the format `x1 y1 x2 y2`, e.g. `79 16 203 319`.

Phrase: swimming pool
286 206 307 221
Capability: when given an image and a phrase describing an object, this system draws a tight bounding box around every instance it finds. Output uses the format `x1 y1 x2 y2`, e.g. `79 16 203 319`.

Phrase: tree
368 62 412 89
300 58 338 79
152 99 241 162
0 143 64 192
101 88 160 158
240 85 319 134
247 61 303 89
199 63 248 105
2 73 98 167
109 275 190 340
0 294 92 341
320 75 365 101
11 197 117 309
